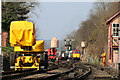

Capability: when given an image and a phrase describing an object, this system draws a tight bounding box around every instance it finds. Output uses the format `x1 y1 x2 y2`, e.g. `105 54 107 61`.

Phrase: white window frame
112 23 119 37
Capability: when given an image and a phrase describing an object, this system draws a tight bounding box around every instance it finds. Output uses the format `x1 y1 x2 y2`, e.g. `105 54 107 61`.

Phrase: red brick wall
2 32 7 47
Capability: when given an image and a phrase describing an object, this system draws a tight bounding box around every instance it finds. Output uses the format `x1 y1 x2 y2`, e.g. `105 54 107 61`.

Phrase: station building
106 11 120 69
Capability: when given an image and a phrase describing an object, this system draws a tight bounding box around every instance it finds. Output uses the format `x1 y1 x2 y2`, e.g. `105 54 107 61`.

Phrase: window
113 23 119 36
114 39 117 42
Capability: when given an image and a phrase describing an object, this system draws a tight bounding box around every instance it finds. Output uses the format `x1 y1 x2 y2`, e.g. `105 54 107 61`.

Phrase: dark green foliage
2 45 14 56
2 47 14 53
2 2 34 32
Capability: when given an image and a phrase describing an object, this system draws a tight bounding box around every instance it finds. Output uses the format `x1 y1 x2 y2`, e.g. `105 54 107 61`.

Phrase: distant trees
67 2 120 58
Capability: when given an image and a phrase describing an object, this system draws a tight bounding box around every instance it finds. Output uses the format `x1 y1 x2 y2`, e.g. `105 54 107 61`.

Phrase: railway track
53 61 117 80
55 61 91 80
2 60 116 80
83 63 117 80
1 69 36 75
20 61 91 80
14 61 74 80
33 61 92 80
1 63 58 80
18 67 73 80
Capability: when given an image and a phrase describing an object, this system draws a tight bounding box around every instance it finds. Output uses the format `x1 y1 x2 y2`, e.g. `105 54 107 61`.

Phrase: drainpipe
111 35 113 64
118 26 120 78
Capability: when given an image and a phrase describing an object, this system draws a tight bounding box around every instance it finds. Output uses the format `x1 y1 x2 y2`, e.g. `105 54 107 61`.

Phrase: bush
2 44 14 56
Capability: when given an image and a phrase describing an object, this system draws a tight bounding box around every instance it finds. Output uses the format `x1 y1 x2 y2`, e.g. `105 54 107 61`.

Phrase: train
47 37 58 62
72 49 81 61
55 49 81 61
10 21 48 71
47 48 57 62
9 21 81 71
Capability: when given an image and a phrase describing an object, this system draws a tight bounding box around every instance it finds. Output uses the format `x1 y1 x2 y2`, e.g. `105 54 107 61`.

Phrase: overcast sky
28 2 93 40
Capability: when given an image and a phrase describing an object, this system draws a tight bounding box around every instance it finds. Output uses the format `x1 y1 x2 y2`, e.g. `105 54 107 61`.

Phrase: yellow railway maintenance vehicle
10 21 48 71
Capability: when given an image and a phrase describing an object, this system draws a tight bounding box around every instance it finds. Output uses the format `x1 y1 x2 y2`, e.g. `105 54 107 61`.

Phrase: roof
73 49 80 52
73 49 81 54
51 37 58 41
106 11 120 24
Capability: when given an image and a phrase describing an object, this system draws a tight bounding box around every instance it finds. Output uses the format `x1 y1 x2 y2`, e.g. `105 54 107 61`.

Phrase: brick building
106 11 120 69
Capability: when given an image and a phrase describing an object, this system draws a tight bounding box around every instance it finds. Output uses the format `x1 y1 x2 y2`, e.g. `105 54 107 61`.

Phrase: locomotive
10 21 48 71
47 37 58 62
47 48 57 62
72 49 81 61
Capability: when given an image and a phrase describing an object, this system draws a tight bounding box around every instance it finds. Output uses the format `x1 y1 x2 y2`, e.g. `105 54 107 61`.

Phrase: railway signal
64 39 75 60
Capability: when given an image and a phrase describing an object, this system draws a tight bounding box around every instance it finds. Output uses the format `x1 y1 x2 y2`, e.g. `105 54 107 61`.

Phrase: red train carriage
48 48 57 62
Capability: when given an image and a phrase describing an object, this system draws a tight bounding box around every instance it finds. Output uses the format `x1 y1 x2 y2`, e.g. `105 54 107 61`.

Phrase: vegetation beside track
2 44 14 56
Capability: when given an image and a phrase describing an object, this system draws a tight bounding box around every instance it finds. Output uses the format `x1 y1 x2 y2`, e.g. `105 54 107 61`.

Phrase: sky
28 2 93 40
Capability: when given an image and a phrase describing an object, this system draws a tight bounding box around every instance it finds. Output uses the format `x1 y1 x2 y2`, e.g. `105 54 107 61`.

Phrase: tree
2 2 35 32
66 1 120 59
